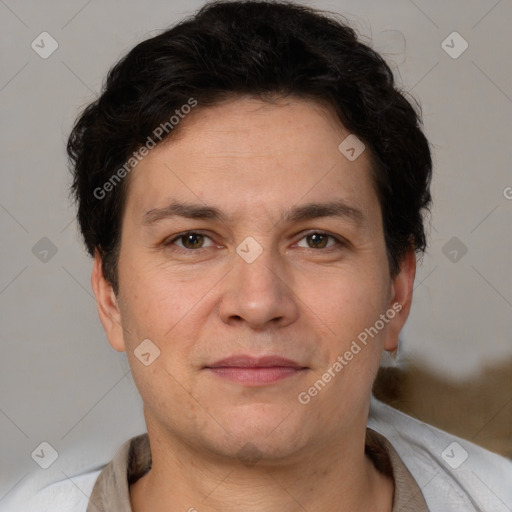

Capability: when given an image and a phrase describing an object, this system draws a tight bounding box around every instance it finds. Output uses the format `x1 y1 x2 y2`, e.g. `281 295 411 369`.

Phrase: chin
209 404 310 459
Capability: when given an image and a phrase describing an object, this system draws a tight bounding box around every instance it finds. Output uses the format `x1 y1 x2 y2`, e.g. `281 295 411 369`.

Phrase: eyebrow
142 199 365 226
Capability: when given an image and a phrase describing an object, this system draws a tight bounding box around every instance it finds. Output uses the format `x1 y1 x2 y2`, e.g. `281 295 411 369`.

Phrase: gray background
1 0 511 502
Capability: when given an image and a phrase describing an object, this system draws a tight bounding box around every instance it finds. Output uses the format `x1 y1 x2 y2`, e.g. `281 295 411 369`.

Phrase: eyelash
163 230 345 253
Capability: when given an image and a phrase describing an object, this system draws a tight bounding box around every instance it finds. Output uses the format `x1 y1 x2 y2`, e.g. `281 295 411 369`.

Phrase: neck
130 422 394 512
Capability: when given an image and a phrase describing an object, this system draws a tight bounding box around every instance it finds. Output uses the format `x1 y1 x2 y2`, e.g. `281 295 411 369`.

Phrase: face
93 97 415 463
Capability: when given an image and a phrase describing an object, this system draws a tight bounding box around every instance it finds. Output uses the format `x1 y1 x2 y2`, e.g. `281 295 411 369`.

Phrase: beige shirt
87 428 429 511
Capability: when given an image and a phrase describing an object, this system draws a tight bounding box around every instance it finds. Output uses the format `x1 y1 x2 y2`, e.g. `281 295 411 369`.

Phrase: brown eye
307 233 328 248
297 232 338 249
166 232 215 250
179 233 205 249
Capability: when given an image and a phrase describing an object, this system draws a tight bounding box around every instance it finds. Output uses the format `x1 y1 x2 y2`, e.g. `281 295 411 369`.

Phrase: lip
205 355 308 386
208 355 305 369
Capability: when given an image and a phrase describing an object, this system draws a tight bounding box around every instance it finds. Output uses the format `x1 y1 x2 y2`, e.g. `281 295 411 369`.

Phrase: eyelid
294 230 346 249
164 230 217 250
163 229 347 251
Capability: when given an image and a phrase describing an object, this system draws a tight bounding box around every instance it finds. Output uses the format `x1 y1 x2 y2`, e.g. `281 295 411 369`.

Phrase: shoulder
1 468 102 512
368 396 512 511
2 435 142 512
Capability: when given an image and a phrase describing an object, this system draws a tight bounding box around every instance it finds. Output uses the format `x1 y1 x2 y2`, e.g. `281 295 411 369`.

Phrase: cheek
296 266 390 338
117 260 221 386
119 256 200 330
119 281 202 420
129 358 212 441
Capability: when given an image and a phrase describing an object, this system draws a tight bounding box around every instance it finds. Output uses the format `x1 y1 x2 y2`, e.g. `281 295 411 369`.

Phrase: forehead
123 97 380 228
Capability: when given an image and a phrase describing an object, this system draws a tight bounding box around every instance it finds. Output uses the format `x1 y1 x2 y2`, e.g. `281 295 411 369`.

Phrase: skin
91 96 416 512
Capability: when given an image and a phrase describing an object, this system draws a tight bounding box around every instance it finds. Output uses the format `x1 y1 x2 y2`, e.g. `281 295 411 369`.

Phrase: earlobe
383 249 416 352
91 250 126 352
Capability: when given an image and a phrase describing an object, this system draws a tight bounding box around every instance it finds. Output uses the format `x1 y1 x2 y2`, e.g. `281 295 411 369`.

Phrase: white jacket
3 397 511 511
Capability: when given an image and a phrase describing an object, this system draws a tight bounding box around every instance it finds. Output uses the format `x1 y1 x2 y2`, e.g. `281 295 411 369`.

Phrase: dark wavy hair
67 0 432 294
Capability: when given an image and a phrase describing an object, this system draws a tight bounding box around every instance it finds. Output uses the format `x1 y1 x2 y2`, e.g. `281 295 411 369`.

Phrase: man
20 1 512 510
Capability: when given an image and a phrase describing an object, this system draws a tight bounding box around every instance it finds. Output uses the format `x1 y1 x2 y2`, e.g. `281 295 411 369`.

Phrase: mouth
204 355 309 386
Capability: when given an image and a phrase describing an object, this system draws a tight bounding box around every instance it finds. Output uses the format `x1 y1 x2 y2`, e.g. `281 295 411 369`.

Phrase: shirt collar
87 429 428 511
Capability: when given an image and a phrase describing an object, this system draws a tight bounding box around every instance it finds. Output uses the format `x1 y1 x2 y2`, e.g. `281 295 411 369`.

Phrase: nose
218 243 300 330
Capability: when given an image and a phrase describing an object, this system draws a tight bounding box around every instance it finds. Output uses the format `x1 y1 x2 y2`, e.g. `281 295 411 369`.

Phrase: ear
91 250 126 352
382 248 416 352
